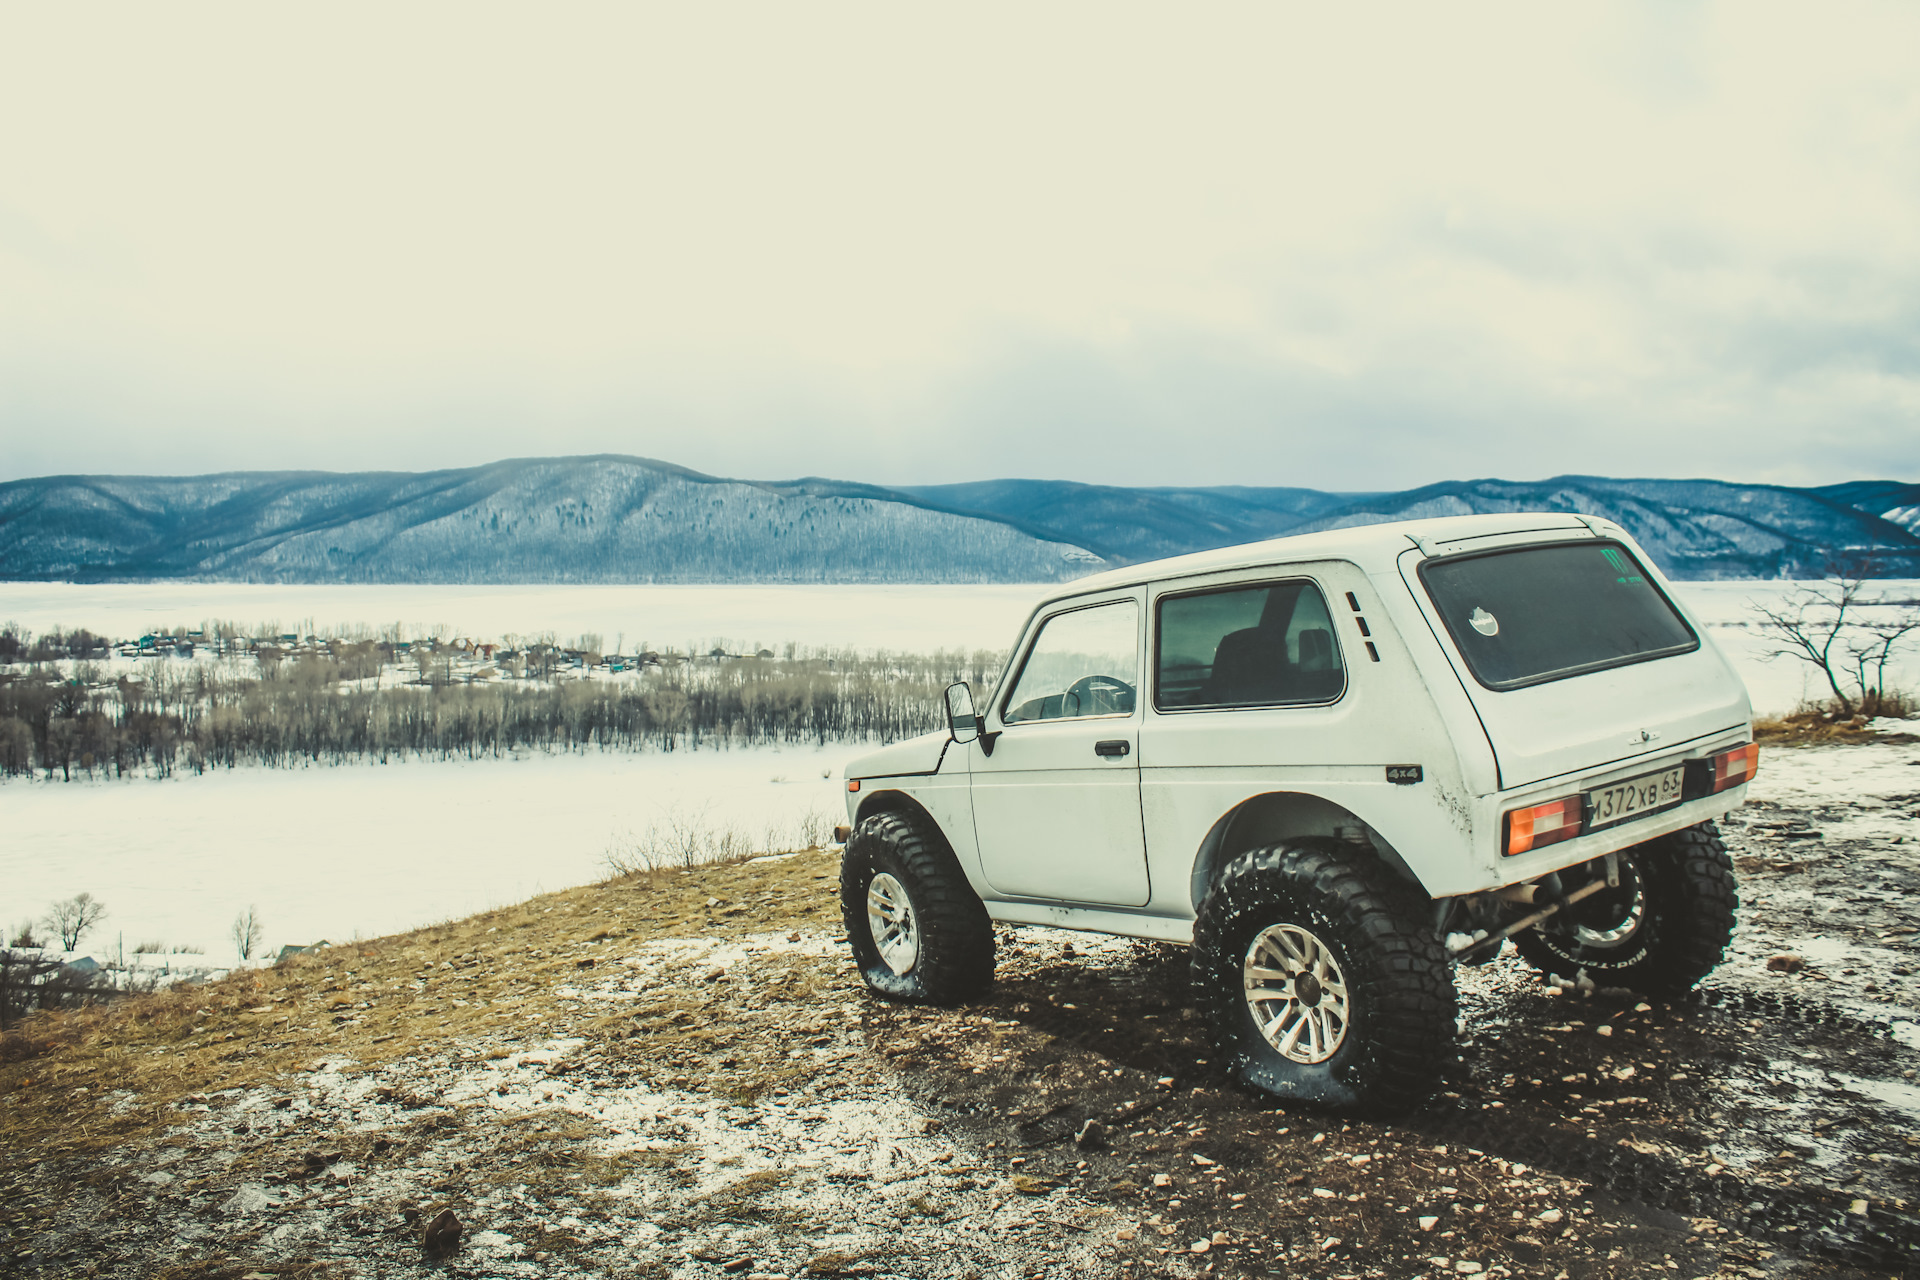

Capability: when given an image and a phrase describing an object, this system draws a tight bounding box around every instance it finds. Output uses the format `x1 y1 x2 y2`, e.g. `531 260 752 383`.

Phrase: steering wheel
1062 674 1136 718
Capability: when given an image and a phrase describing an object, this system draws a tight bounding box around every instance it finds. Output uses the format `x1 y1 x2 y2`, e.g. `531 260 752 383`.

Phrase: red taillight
1710 743 1758 792
1505 795 1584 856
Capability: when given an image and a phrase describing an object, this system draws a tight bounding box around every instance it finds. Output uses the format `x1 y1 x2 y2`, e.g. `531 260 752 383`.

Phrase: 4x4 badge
1386 765 1423 785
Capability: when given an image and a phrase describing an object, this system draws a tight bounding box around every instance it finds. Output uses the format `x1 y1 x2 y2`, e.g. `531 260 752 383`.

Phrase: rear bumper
1459 784 1746 896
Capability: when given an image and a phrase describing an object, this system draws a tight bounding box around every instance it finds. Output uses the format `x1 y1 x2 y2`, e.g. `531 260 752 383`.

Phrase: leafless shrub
604 829 661 877
232 905 263 961
132 941 206 955
793 806 833 851
604 804 832 877
45 893 106 951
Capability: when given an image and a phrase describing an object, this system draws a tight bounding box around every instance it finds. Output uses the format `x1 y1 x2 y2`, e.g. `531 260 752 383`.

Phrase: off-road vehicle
836 513 1753 1113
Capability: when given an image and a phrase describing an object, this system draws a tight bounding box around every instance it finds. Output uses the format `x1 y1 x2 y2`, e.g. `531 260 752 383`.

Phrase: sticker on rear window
1469 607 1499 637
1601 547 1645 584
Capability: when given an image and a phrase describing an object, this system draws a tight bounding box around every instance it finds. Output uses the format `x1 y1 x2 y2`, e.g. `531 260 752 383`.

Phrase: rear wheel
1192 841 1456 1116
840 808 995 1004
1512 821 1737 997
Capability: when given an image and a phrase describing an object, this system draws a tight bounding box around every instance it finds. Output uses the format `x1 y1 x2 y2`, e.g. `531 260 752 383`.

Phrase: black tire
1192 841 1456 1116
840 808 995 1004
1512 821 1737 998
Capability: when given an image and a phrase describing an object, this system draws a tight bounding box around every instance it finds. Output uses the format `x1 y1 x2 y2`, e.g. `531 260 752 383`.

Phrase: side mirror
944 682 979 744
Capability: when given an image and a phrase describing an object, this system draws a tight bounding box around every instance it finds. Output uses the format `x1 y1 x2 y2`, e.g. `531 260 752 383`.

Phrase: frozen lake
2 745 848 961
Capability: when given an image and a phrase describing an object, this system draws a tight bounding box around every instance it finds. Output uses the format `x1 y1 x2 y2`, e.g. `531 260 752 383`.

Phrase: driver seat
1205 627 1291 704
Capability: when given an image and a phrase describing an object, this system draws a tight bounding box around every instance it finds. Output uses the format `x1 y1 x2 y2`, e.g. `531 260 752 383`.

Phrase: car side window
1156 579 1346 710
1002 600 1139 725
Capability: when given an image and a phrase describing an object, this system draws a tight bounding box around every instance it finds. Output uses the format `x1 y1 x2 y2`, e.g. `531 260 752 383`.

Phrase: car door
968 593 1150 906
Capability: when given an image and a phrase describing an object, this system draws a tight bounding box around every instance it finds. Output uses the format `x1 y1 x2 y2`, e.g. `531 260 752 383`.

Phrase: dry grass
0 850 844 1172
1752 701 1919 746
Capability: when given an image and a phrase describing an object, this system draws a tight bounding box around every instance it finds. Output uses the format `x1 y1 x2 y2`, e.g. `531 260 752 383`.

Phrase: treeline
0 641 1003 779
0 626 113 663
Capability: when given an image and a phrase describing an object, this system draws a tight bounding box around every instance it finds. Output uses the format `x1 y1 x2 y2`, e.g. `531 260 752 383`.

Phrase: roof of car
1036 511 1601 607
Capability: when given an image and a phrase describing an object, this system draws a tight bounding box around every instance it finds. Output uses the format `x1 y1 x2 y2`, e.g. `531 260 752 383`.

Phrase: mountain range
1 456 1916 583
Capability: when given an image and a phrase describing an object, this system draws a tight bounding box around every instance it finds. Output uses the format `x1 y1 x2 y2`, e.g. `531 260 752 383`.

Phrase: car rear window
1419 541 1698 690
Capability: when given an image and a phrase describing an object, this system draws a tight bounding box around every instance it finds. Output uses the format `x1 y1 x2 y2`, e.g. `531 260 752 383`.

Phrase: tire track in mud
1409 1096 1920 1271
1428 979 1920 1272
1692 983 1909 1039
891 932 1920 1277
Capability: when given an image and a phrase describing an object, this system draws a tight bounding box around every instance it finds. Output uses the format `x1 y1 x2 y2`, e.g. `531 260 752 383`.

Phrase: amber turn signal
846 779 861 793
1504 794 1583 856
1708 742 1758 793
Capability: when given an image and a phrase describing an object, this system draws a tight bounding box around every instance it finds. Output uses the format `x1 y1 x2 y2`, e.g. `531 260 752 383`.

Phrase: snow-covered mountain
902 474 1920 579
1276 477 1920 580
0 457 1107 584
1 458 1914 582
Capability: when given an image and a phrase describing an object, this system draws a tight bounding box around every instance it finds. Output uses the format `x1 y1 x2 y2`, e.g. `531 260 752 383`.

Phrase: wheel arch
855 787 938 832
1188 790 1424 911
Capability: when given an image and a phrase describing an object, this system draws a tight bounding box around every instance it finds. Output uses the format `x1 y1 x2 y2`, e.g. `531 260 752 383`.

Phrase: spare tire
1512 821 1737 997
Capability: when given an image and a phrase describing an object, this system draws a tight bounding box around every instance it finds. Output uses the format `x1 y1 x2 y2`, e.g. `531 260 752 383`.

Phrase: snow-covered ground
2 745 847 963
2 579 1915 713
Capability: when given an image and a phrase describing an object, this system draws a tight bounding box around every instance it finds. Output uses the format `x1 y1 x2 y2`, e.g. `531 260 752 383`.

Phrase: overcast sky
1 3 1916 492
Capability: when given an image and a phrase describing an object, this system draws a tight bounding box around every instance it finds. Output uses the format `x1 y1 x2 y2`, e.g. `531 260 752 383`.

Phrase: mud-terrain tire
840 808 995 1004
1192 841 1456 1116
1512 821 1737 997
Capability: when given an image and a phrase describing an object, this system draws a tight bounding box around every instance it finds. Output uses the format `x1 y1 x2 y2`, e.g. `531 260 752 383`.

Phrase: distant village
0 623 793 684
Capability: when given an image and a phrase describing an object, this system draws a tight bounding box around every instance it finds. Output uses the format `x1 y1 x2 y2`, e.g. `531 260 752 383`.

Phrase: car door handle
1094 739 1130 757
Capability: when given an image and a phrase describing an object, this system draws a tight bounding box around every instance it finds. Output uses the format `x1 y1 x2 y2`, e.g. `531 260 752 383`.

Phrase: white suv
836 513 1754 1113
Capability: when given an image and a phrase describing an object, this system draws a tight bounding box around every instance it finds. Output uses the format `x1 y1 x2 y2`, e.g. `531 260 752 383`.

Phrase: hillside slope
1813 480 1920 534
3 457 1915 582
897 479 1367 564
1289 475 1920 579
0 457 1107 584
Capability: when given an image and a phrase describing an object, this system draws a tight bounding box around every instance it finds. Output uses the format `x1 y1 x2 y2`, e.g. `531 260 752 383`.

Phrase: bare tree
1843 612 1920 716
1750 576 1872 717
45 892 106 951
232 905 263 961
1752 575 1920 719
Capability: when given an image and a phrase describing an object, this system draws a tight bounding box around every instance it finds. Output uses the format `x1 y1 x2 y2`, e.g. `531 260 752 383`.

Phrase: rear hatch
1406 536 1750 789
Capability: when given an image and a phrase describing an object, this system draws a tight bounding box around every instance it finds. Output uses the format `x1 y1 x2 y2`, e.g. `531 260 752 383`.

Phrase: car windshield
1420 541 1698 690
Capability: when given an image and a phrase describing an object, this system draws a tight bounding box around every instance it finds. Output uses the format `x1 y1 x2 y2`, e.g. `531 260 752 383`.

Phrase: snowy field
2 745 846 962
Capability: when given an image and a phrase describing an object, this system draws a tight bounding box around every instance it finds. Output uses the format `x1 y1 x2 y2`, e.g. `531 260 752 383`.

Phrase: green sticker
1600 547 1644 585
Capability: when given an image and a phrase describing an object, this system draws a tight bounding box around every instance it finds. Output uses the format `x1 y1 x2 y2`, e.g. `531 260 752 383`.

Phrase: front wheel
1512 821 1737 997
840 808 995 1004
1192 842 1456 1116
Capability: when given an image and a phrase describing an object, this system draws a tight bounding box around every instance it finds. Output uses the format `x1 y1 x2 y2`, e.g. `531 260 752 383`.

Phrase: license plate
1587 766 1684 829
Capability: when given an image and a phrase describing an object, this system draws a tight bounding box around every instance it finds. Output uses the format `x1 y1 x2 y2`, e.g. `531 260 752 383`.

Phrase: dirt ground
3 739 1917 1280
